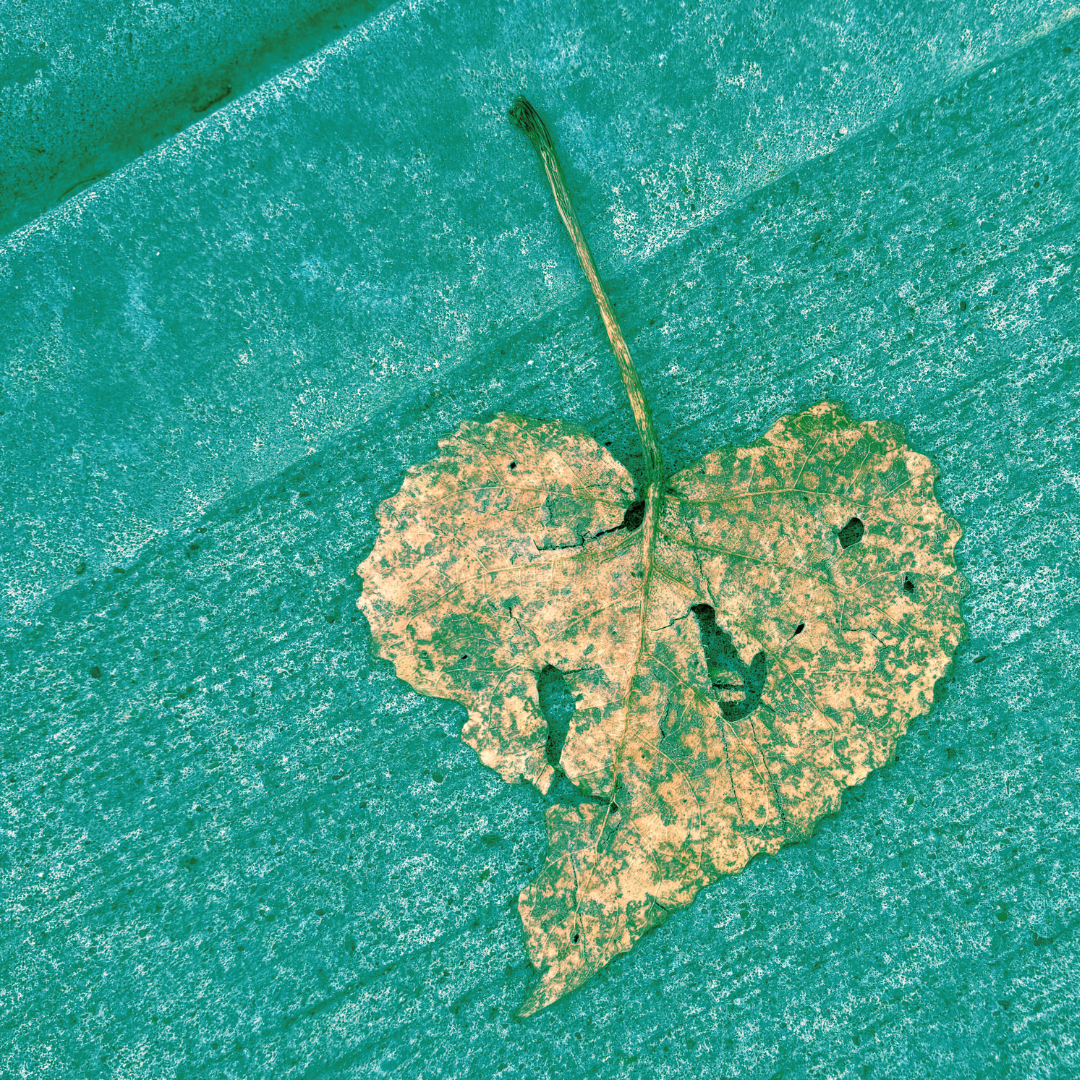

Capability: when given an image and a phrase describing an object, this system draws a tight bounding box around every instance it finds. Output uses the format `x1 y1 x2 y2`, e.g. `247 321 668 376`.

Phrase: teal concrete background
0 0 389 237
1 1 1078 1078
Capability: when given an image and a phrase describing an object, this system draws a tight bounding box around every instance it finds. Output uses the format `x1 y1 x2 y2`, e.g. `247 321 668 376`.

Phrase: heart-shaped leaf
357 99 968 1014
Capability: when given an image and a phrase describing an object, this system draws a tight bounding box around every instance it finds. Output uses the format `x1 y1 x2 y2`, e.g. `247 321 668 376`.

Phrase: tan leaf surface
357 400 968 1014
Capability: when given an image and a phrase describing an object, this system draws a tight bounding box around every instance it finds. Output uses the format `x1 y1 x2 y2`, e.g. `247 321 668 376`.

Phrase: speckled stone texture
0 0 388 237
1 2 1078 1078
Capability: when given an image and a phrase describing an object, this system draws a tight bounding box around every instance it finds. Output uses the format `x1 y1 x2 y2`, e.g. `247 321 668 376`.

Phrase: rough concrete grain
0 0 389 237
1 3 1078 1079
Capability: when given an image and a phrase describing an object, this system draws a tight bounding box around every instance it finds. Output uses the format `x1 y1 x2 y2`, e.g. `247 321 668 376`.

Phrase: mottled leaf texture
358 402 968 1014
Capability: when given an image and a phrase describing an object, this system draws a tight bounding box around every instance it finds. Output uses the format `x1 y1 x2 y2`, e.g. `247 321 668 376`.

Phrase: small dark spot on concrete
89 666 102 679
959 300 967 311
324 613 337 623
74 561 86 575
431 770 445 783
838 517 864 549
946 747 958 760
973 655 988 664
193 84 232 114
58 174 108 202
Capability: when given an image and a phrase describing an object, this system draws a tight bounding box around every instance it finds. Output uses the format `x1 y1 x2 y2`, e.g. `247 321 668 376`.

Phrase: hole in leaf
537 666 575 769
793 622 805 636
572 933 580 943
621 500 646 532
508 461 517 470
690 605 769 720
903 575 916 596
838 517 865 549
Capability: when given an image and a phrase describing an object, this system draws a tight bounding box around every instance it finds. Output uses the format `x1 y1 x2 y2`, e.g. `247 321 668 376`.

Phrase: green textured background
2 2 1078 1078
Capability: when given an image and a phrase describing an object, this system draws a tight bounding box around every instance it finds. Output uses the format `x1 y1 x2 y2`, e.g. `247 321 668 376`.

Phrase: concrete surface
0 0 389 237
1 1 1078 1077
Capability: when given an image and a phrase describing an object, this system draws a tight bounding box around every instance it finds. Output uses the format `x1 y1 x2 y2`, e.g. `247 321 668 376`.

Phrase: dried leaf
356 99 968 1015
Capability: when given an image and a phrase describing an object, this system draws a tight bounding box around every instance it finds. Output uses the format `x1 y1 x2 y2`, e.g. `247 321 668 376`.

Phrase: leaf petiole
509 96 663 485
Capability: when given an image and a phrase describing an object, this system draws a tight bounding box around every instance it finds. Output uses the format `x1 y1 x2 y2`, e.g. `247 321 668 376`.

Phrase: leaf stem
509 96 663 484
